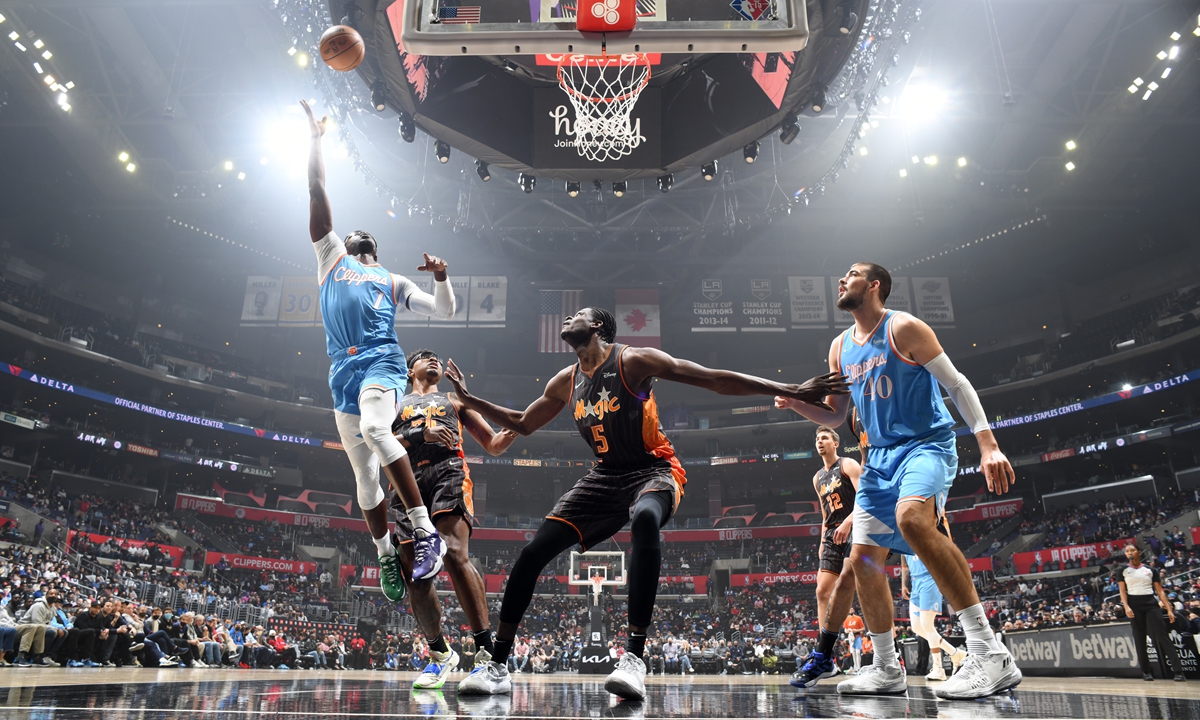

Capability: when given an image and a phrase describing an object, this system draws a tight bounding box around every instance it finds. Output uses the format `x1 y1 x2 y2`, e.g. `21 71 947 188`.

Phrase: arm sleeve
398 275 456 319
923 352 990 434
314 231 345 284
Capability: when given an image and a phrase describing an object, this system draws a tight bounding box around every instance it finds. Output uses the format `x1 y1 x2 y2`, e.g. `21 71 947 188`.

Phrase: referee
1118 543 1185 682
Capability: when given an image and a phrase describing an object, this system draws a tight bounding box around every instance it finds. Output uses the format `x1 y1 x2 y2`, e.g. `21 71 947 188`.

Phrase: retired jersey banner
739 278 787 332
888 277 913 314
278 276 320 327
428 276 470 328
240 277 282 326
788 276 829 328
616 289 661 348
691 278 736 332
913 277 955 325
1011 538 1132 575
466 276 507 327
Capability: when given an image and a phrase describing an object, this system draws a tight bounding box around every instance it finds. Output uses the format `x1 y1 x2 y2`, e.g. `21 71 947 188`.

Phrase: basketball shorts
390 455 474 541
851 429 958 555
547 463 682 551
818 527 851 575
327 343 408 415
910 570 943 614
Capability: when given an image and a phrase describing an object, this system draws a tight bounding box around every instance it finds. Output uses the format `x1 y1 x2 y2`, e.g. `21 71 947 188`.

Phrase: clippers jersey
837 310 954 449
315 233 416 357
817 459 855 529
570 345 685 482
395 390 465 467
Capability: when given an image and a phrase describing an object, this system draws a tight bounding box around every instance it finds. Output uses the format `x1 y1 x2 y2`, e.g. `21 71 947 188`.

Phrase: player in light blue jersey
777 263 1020 700
901 552 966 682
303 99 455 595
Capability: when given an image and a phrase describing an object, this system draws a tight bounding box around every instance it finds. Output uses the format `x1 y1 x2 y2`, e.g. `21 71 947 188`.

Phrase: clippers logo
332 266 389 287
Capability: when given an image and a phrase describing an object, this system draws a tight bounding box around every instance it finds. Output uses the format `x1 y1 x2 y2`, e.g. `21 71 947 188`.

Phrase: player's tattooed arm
300 99 333 243
621 347 848 411
453 396 520 456
443 359 570 436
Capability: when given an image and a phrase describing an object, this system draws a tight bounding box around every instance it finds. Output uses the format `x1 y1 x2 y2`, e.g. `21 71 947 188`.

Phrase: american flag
538 290 583 353
437 6 481 24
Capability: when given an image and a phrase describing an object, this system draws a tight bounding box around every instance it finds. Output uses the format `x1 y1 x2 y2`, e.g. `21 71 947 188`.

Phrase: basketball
319 25 364 72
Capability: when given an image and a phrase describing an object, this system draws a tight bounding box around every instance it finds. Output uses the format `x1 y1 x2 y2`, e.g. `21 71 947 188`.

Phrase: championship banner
394 276 433 327
428 276 470 328
691 278 736 332
888 277 913 314
830 277 855 327
943 499 1023 524
66 530 186 567
788 276 829 328
206 552 317 574
738 278 786 332
913 277 955 325
1010 538 1132 575
466 276 507 327
615 289 661 348
240 276 282 326
277 276 320 327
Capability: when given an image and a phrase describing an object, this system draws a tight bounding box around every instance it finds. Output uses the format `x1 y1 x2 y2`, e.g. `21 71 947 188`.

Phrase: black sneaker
1174 673 1187 682
1143 673 1154 681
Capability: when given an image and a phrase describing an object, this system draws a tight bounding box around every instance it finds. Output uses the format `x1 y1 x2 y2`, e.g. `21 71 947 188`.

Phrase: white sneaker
925 663 947 681
160 656 180 667
836 663 907 695
950 648 967 673
458 659 512 695
933 650 1022 700
604 654 647 700
413 648 459 689
193 659 208 668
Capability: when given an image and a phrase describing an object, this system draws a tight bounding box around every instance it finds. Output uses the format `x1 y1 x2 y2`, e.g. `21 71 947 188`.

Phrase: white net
556 53 651 162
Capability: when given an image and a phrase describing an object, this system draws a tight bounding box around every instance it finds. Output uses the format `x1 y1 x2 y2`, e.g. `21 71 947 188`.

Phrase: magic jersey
817 459 855 529
570 344 684 482
837 310 954 448
395 390 464 467
314 232 419 356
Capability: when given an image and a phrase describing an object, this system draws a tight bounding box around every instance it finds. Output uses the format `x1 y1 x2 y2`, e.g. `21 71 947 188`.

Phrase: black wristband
400 424 426 446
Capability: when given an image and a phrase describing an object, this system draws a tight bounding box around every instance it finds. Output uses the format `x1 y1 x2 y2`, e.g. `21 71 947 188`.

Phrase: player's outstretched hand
300 99 327 139
980 447 1015 495
444 359 469 397
779 371 849 412
423 424 456 449
417 253 448 274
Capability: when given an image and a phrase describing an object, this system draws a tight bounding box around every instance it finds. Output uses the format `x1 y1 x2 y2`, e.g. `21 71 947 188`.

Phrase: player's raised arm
397 254 455 320
890 312 1015 495
454 397 520 456
776 335 853 425
443 359 570 436
621 346 847 411
301 99 333 243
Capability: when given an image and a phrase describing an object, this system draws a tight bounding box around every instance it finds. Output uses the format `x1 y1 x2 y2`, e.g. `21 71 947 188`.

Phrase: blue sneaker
83 660 100 667
15 657 32 668
791 651 836 688
278 664 290 670
411 530 447 581
67 660 83 668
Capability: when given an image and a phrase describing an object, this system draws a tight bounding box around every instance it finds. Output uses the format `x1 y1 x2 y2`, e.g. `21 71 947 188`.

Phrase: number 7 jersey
837 310 953 449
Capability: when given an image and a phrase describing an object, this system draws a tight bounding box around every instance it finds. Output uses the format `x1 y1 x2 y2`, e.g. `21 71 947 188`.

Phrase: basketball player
790 425 860 688
387 349 518 689
303 99 455 601
900 554 966 681
444 307 847 699
777 263 1021 699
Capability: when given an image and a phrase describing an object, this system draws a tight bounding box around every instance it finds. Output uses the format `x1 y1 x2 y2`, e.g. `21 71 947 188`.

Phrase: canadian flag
615 289 661 348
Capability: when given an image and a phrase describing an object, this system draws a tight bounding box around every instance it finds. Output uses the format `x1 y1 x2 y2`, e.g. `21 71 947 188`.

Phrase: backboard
397 0 809 57
569 550 626 585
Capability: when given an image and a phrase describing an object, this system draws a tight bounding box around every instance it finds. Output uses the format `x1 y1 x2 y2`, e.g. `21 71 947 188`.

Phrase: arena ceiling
0 0 1197 285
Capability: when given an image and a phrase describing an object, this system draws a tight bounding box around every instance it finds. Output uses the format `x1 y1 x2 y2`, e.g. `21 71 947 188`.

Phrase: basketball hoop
556 53 651 162
590 574 606 604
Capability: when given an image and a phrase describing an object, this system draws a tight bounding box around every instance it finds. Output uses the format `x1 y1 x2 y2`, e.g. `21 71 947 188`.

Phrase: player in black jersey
444 307 847 700
789 424 861 688
388 349 518 690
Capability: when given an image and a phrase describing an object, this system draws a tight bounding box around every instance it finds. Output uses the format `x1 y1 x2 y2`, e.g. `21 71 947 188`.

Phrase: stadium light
475 159 491 182
126 163 136 173
435 140 451 163
118 151 129 163
371 82 387 112
657 174 673 193
518 173 536 193
612 180 627 197
1168 46 1179 59
398 112 415 143
1065 140 1076 151
701 161 717 181
743 141 760 163
779 113 799 145
899 169 908 178
957 157 967 167
1065 162 1075 171
565 180 581 197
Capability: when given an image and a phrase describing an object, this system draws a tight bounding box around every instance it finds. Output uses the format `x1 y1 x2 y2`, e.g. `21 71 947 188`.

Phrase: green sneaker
378 551 407 602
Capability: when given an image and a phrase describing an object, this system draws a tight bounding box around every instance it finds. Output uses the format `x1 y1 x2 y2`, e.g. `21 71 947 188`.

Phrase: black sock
626 632 648 659
493 637 514 665
816 628 838 656
473 629 494 656
429 635 449 654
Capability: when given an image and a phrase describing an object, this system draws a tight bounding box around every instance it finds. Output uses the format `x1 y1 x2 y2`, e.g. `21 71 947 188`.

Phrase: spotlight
701 161 717 181
612 180 627 197
1168 45 1179 59
779 113 800 145
224 160 234 171
118 151 130 163
811 83 827 114
1064 161 1075 171
565 180 581 197
475 159 490 182
957 157 967 167
840 9 858 33
743 140 760 163
125 163 136 173
371 82 387 112
899 169 908 178
435 140 451 163
518 173 536 193
398 112 415 143
657 174 673 193
593 180 603 192
1065 140 1076 151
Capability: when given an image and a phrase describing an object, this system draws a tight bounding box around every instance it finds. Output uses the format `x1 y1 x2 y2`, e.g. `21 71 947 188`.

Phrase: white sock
870 630 898 668
958 604 1002 654
373 532 395 557
938 638 962 657
407 506 436 535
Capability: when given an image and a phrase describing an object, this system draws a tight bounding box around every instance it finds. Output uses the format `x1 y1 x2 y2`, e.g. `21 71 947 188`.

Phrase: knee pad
339 418 386 511
358 388 406 465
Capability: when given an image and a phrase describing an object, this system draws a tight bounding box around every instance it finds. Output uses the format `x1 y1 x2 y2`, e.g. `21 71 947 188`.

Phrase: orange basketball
319 25 365 72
